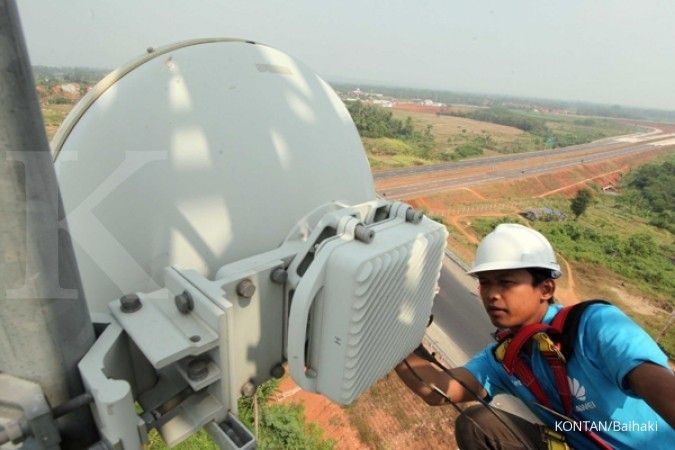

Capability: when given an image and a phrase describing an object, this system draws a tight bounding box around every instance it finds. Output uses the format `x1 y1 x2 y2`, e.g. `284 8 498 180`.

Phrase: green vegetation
238 378 334 450
347 101 434 159
348 101 638 169
541 223 672 300
440 124 543 157
146 378 333 450
445 106 550 136
41 104 75 139
42 105 71 128
444 107 638 149
451 142 484 160
570 189 593 219
618 156 675 233
33 65 108 86
146 429 218 450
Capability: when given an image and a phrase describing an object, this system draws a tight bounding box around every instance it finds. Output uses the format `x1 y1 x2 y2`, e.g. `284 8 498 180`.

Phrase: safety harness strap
501 323 549 373
511 357 552 409
553 300 610 360
494 301 614 450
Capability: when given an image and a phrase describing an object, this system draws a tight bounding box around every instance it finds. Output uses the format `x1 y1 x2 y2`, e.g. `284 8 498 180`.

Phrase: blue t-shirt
465 303 674 449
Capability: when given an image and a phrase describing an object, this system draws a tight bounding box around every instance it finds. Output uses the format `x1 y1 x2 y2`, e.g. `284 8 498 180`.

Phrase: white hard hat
467 223 561 278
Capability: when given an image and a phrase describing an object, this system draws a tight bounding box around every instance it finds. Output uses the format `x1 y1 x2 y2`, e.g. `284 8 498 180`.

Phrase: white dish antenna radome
53 39 375 316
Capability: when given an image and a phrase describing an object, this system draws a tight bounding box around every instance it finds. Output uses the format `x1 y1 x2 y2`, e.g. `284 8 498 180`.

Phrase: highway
374 139 615 180
375 132 675 199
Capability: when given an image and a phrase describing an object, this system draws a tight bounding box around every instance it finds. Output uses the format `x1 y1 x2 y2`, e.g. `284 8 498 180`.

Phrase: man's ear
540 279 555 302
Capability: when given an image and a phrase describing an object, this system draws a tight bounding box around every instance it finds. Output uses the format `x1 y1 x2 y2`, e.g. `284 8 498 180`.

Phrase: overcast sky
16 0 675 111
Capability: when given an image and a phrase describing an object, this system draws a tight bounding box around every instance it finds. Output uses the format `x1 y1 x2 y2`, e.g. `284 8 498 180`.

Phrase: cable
404 349 537 450
403 360 464 415
403 359 537 449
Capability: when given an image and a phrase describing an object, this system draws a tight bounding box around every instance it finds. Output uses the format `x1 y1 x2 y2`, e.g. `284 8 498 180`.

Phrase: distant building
371 99 394 108
51 83 82 101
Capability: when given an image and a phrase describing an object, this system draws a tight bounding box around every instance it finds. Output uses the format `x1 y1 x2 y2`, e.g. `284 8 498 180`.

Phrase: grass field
360 108 640 170
386 109 541 165
42 103 74 140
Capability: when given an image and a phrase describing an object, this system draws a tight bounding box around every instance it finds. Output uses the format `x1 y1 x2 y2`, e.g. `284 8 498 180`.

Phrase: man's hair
526 268 556 304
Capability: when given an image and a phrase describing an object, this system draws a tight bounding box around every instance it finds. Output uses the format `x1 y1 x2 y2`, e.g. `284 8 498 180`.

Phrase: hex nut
241 381 256 397
354 224 375 244
175 290 194 314
270 267 288 284
236 279 256 298
270 364 285 379
405 207 423 224
120 294 142 313
187 358 209 381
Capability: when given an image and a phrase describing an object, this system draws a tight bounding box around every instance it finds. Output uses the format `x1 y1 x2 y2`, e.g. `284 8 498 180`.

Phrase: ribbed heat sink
339 226 446 402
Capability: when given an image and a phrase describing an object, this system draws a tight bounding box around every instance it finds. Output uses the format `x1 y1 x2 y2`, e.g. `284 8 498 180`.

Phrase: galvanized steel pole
0 0 98 447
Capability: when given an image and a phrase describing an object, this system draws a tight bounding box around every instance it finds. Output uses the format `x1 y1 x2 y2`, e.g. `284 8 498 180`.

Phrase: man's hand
394 351 487 406
627 362 675 428
413 343 436 362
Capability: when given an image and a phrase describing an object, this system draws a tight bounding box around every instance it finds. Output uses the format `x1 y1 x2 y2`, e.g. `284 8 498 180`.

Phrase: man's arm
394 352 487 405
626 361 675 428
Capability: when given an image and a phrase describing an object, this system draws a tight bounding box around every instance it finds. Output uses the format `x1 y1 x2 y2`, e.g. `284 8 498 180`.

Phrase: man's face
477 269 553 329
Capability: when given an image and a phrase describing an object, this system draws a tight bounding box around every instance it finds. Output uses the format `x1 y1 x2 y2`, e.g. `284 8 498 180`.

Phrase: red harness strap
496 307 614 450
500 323 556 411
547 306 576 417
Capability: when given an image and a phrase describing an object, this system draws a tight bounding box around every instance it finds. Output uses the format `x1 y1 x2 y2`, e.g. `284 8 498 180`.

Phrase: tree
570 189 592 219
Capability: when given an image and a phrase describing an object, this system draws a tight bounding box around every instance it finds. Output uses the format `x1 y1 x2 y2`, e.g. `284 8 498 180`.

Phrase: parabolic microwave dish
53 38 375 317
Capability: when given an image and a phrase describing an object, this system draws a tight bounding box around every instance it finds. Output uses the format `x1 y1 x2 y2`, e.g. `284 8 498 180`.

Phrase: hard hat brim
467 261 561 279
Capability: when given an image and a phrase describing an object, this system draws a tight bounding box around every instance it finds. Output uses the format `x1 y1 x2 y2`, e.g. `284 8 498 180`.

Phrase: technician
396 223 675 449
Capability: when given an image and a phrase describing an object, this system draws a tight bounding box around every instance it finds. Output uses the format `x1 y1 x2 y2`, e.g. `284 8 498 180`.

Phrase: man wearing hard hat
397 223 675 449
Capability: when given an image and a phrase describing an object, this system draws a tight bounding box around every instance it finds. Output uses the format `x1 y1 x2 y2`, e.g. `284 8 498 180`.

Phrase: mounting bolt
270 267 288 284
405 208 423 224
187 358 209 381
120 294 142 313
354 224 375 244
270 363 285 379
241 380 256 397
236 279 256 298
174 290 194 314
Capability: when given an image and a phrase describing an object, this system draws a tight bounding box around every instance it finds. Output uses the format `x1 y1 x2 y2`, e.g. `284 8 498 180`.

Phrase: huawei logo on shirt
568 377 586 401
509 376 596 412
568 377 597 412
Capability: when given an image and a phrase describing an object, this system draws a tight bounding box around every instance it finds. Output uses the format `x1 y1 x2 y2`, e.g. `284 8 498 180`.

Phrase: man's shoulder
575 301 636 334
571 301 668 375
561 301 625 335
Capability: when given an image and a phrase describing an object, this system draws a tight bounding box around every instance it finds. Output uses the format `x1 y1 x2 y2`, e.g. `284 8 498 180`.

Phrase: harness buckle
533 332 566 363
541 426 570 450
